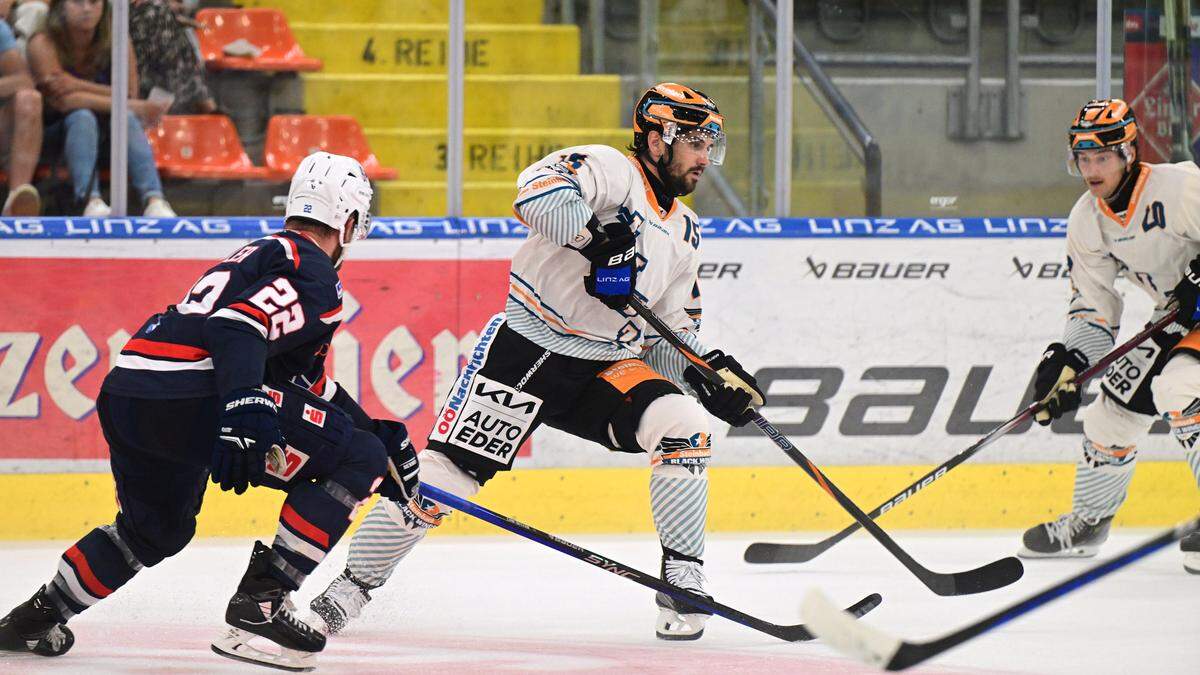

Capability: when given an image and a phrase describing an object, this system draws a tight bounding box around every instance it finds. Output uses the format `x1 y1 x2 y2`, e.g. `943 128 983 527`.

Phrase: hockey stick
745 309 1179 565
419 483 883 642
628 297 1022 596
801 515 1200 670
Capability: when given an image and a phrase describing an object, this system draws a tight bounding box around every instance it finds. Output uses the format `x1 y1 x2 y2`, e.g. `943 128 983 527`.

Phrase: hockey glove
684 350 766 427
212 387 283 494
1171 256 1200 329
580 221 639 311
1032 343 1088 426
375 420 443 529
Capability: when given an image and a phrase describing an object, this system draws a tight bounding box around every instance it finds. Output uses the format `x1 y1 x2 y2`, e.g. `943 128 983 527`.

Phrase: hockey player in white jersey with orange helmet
310 83 765 638
1021 98 1200 572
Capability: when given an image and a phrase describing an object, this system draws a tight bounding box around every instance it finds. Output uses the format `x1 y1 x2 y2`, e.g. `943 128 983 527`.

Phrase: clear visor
663 123 727 165
1066 143 1131 177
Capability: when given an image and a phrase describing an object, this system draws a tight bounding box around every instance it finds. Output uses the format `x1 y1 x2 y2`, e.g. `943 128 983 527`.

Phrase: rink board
1 217 1196 538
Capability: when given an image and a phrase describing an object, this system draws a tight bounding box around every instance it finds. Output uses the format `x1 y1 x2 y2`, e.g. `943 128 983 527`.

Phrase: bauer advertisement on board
0 217 1173 471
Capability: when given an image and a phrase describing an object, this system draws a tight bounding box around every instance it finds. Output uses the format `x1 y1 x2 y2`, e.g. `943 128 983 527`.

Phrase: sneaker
1182 531 1200 575
0 586 74 656
143 197 176 218
309 569 373 636
82 197 110 218
2 183 40 216
654 553 712 641
1019 513 1113 558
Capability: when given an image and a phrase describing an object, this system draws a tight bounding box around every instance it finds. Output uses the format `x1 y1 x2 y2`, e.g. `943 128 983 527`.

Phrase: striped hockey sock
44 524 142 621
1071 439 1137 522
271 480 360 590
650 463 709 559
345 498 427 588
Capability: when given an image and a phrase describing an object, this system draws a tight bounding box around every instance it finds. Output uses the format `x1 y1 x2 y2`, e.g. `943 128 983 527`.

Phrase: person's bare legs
2 87 42 216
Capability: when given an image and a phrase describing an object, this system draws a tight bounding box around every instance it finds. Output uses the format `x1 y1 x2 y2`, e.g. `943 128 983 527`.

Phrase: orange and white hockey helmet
633 82 726 165
1067 98 1138 175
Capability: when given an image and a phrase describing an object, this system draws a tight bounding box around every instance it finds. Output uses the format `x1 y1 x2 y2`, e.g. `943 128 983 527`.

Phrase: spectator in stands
9 0 48 52
27 0 174 217
131 0 217 114
0 0 43 215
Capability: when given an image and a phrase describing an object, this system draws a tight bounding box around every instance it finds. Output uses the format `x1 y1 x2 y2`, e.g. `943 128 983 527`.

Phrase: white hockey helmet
285 151 374 247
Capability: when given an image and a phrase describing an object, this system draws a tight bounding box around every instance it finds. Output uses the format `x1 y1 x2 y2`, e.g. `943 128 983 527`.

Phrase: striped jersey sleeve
513 145 632 246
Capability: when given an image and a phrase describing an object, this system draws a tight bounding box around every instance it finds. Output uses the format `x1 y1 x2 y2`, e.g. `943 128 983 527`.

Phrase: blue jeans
58 109 164 203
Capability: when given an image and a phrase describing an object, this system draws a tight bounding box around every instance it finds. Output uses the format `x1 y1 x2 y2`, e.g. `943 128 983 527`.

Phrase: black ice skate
1182 531 1200 575
655 552 713 641
1019 513 1113 558
211 542 325 672
0 586 74 657
309 568 373 635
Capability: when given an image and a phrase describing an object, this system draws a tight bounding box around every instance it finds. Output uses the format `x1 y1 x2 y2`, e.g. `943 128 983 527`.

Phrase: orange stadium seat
195 9 322 72
147 115 268 180
264 115 398 181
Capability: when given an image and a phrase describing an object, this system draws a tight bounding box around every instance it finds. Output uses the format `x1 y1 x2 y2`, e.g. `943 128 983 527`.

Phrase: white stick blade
802 590 901 669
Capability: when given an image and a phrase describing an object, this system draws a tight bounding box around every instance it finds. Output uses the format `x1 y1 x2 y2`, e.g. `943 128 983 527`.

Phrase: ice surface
0 530 1194 673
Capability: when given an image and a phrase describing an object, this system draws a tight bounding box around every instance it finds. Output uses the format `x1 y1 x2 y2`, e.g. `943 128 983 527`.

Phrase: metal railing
752 0 881 216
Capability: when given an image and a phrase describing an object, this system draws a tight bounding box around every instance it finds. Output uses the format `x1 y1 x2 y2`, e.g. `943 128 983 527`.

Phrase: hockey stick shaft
419 482 881 642
628 298 1021 596
747 309 1180 564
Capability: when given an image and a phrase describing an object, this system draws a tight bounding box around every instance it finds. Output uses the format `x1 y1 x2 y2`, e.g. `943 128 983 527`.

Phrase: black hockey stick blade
918 555 1024 597
421 482 883 643
744 310 1181 568
744 540 830 564
801 515 1200 670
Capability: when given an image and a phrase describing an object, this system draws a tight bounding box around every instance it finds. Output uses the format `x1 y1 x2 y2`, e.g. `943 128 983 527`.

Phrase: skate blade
1184 552 1200 575
1017 544 1100 559
655 607 707 641
211 627 317 672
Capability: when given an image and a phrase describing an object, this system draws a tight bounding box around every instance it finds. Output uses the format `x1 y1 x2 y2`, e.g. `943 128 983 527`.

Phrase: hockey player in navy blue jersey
0 152 438 671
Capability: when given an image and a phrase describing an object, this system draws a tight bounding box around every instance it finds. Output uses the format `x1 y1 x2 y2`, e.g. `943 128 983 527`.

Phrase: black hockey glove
375 419 443 529
212 387 283 494
684 350 766 427
1171 255 1200 329
1032 343 1088 426
580 221 638 311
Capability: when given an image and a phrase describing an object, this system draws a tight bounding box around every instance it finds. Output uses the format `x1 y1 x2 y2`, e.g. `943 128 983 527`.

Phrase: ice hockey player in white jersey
1021 98 1200 573
309 82 765 639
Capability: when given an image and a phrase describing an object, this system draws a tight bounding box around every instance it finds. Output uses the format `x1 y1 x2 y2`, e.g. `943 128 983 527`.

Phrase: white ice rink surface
0 530 1195 674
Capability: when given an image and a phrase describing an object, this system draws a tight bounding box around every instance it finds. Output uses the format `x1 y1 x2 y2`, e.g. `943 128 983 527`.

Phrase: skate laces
1046 513 1092 546
663 558 707 594
41 626 68 651
276 594 319 639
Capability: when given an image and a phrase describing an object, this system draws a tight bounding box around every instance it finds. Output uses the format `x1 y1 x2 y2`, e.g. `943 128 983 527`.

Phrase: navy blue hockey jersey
102 230 345 400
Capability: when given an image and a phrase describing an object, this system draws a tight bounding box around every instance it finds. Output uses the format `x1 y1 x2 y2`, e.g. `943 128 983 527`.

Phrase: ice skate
655 555 713 641
309 569 373 635
1019 514 1112 558
211 542 325 671
1182 531 1200 574
0 586 74 657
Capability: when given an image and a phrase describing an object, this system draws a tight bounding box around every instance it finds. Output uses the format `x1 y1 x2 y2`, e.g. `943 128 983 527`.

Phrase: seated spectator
131 0 216 114
10 0 47 52
0 0 43 215
27 0 174 216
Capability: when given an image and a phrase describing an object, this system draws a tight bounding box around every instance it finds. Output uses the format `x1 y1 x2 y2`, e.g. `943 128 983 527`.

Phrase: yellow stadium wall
3 462 1197 541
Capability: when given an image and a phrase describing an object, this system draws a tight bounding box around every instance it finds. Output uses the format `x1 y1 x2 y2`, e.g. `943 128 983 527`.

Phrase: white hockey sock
1071 439 1137 521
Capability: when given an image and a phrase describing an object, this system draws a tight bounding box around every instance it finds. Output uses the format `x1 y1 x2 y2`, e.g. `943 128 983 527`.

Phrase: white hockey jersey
507 144 706 383
1063 161 1200 363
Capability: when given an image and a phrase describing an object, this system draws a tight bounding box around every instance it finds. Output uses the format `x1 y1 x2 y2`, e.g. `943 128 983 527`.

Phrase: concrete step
292 24 580 75
364 126 860 183
363 127 630 182
302 74 621 129
377 180 516 216
240 0 542 25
